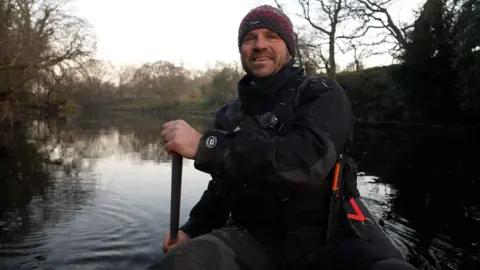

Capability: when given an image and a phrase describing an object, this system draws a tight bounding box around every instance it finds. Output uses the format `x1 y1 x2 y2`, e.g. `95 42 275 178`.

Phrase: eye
267 32 279 40
243 35 255 43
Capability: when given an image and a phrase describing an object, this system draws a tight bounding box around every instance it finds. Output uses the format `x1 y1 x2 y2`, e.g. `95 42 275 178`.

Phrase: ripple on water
0 230 52 270
361 191 469 269
1 190 163 270
44 193 160 269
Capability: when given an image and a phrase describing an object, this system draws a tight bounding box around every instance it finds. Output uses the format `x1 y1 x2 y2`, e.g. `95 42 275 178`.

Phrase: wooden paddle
169 154 183 243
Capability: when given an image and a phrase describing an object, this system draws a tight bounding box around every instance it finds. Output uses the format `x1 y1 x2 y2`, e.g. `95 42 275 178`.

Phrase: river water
0 112 478 270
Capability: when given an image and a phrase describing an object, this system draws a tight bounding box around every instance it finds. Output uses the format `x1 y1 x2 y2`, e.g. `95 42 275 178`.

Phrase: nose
253 35 268 51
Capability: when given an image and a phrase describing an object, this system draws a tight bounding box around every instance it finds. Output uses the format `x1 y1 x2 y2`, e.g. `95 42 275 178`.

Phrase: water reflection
0 113 211 269
0 113 478 270
353 123 480 270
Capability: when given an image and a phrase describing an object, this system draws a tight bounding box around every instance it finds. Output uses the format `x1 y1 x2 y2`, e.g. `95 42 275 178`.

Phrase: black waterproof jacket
180 61 356 244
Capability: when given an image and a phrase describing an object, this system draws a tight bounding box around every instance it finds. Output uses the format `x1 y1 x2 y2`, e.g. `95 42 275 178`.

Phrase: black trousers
157 226 417 270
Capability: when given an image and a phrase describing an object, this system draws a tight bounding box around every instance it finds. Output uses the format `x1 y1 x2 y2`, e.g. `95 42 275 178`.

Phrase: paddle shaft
170 154 183 243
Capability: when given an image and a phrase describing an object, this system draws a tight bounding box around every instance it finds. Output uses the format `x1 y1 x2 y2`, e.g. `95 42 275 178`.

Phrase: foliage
452 0 480 114
336 65 405 122
0 0 95 119
0 0 479 125
393 0 479 124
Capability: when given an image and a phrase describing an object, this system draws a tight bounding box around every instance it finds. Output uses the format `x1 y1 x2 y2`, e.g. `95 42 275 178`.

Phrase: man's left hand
161 119 201 159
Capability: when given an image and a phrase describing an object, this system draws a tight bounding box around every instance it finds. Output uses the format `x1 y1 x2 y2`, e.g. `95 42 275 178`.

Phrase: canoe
223 196 405 261
343 196 405 260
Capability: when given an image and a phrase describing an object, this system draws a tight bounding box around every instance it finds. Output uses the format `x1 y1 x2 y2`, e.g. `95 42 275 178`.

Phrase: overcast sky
71 0 423 71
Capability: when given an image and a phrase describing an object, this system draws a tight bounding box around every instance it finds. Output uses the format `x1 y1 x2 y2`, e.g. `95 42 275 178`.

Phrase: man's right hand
162 230 191 254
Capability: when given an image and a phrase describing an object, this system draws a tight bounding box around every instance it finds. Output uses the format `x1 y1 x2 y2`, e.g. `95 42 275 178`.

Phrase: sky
70 0 423 72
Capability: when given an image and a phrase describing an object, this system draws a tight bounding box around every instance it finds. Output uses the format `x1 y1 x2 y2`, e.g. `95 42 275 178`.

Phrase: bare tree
0 0 95 119
275 0 361 78
346 0 413 58
273 0 330 75
344 41 365 72
296 28 330 74
117 65 137 88
65 59 116 109
115 65 137 98
299 0 342 78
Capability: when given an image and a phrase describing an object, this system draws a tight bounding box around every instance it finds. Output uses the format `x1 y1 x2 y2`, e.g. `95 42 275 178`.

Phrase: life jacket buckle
255 111 278 129
277 188 290 202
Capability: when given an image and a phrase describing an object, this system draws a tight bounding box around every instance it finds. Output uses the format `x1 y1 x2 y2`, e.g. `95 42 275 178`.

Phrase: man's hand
162 230 191 254
161 120 201 159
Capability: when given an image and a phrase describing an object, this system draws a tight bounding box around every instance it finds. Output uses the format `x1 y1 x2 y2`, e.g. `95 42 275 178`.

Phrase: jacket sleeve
179 178 230 238
194 78 354 191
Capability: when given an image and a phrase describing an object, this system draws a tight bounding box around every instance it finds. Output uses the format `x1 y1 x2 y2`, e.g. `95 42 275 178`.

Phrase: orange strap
331 162 341 197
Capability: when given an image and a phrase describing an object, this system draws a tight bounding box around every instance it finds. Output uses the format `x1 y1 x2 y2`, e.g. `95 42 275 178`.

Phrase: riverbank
3 98 479 130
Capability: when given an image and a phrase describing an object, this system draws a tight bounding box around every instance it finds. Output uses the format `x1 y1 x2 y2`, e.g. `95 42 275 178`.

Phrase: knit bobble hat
238 5 296 58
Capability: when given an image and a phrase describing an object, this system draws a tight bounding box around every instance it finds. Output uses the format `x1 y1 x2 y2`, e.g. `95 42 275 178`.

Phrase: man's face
240 28 291 78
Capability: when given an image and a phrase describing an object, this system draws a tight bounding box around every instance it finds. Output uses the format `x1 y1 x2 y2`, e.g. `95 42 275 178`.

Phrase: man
159 5 417 270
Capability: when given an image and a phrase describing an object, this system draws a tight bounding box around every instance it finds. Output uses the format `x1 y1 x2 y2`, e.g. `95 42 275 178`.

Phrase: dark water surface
0 113 478 270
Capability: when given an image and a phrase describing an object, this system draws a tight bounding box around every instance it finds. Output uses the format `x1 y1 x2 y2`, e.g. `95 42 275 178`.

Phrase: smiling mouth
253 57 272 62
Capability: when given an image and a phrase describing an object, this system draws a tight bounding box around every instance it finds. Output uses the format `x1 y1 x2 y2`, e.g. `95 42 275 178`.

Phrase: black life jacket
212 74 360 241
